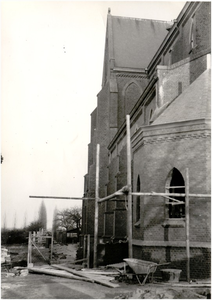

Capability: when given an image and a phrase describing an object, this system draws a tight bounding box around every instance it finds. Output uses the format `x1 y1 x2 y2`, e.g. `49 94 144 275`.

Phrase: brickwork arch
122 80 142 116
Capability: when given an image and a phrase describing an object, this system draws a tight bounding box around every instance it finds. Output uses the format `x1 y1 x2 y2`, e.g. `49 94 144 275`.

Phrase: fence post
27 232 32 267
185 168 190 282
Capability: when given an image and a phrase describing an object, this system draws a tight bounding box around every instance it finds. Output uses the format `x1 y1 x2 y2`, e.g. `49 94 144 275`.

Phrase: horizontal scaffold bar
98 186 129 203
132 192 211 198
98 190 210 203
29 196 95 200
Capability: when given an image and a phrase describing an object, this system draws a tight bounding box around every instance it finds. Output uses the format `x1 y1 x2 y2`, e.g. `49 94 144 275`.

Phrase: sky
1 1 186 229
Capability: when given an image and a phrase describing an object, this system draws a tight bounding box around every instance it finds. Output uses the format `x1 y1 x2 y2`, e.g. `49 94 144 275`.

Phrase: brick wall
192 2 211 55
131 124 210 279
169 3 210 67
190 54 207 84
133 245 211 279
157 61 190 107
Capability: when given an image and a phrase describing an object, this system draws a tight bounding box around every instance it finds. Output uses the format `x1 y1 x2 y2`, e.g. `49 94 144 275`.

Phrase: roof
111 16 169 69
152 69 211 125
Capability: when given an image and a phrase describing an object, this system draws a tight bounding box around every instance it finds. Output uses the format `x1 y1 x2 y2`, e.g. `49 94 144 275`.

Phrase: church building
82 2 211 280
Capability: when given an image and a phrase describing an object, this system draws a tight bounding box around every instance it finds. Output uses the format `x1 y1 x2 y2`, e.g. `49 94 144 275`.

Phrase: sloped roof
152 69 211 125
111 16 169 69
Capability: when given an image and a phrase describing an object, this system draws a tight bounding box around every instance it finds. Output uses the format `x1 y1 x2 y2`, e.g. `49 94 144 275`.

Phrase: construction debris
81 268 120 276
51 264 120 288
28 266 94 283
1 248 11 264
128 287 208 299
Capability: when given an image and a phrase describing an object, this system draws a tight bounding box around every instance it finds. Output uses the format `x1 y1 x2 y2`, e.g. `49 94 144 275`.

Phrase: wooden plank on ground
81 268 120 276
171 283 211 288
28 267 94 283
52 264 89 278
81 272 115 282
51 265 119 288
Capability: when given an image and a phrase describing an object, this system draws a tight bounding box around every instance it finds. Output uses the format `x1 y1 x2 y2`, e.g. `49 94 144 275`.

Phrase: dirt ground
1 271 211 299
1 243 211 299
1 272 137 299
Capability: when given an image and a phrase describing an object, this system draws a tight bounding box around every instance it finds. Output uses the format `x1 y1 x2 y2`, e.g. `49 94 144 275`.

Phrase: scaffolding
29 115 211 282
93 115 211 282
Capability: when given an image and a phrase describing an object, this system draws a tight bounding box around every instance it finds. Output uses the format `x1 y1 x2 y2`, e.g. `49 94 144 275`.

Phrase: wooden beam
126 115 133 258
98 188 126 203
75 258 87 263
87 234 90 269
83 235 86 267
131 192 210 198
27 232 32 267
185 168 190 282
31 240 49 263
28 267 94 283
93 144 100 268
51 265 119 288
29 196 94 200
50 234 53 261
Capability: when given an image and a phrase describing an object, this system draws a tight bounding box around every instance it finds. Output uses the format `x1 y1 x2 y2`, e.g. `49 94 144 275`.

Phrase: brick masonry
82 2 211 276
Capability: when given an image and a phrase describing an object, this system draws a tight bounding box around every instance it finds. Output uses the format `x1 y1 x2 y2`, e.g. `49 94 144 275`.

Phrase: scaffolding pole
93 144 100 268
185 168 190 282
131 192 210 198
29 196 94 200
98 187 127 203
126 115 133 258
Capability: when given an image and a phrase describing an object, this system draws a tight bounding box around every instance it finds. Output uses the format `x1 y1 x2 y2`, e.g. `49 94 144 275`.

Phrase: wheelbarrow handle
156 262 171 267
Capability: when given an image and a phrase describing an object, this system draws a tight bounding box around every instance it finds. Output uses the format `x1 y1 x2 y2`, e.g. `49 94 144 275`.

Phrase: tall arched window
124 82 142 116
189 15 196 53
168 168 185 218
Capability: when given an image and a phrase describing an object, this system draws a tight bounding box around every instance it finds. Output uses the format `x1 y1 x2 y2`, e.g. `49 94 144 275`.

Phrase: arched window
189 15 196 53
124 82 142 116
136 176 141 223
168 168 185 218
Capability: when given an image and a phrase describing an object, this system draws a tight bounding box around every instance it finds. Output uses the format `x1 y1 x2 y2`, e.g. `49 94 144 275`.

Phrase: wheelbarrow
123 258 170 285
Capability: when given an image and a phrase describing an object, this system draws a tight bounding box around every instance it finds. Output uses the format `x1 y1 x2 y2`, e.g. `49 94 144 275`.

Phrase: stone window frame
163 168 186 228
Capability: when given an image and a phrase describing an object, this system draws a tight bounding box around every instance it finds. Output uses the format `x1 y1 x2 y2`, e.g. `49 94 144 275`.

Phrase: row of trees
2 198 82 245
23 201 82 233
2 200 82 240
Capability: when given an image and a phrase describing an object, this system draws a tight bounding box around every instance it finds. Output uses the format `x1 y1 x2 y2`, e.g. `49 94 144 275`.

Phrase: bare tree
68 206 82 229
55 206 82 232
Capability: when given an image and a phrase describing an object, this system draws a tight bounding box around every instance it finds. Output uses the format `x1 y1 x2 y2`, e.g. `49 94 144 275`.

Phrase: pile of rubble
128 287 210 299
1 247 11 264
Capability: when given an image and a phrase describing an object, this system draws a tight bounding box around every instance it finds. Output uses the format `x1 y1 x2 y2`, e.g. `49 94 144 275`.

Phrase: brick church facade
82 2 211 279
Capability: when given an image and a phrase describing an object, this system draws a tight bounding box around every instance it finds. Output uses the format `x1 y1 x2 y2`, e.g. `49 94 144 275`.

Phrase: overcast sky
1 1 186 229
